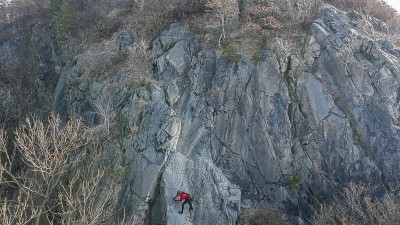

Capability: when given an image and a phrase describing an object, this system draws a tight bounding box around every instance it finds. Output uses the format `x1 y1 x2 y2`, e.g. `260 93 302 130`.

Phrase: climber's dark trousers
181 199 193 212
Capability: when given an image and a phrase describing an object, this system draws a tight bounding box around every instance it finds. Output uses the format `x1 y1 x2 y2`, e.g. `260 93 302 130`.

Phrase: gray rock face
55 3 400 225
117 32 136 52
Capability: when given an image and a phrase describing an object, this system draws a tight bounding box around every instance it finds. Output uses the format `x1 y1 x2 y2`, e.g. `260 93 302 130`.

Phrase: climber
173 190 193 214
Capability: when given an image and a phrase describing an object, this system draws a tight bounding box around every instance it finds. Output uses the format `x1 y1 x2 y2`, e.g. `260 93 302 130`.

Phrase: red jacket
174 192 191 202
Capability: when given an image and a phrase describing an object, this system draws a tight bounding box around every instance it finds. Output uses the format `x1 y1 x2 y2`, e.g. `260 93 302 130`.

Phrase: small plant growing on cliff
287 174 301 189
265 38 276 50
222 44 242 63
251 53 261 64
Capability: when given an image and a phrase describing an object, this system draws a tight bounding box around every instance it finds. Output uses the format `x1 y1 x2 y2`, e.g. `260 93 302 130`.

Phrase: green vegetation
47 1 77 44
251 53 260 64
264 38 276 50
222 44 242 63
287 174 301 189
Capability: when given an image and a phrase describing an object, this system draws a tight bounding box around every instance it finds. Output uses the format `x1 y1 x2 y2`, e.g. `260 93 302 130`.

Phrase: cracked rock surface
55 4 400 225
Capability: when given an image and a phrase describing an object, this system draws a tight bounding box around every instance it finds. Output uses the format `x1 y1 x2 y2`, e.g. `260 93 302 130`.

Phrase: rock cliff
55 3 400 225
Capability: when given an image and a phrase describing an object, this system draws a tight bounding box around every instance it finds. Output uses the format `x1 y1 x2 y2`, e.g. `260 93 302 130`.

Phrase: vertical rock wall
55 4 400 225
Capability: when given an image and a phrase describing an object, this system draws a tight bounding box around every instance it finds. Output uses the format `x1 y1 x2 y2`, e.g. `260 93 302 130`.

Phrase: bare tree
0 187 41 225
0 115 122 225
207 0 228 46
0 115 86 225
0 84 22 129
57 167 120 225
90 96 117 136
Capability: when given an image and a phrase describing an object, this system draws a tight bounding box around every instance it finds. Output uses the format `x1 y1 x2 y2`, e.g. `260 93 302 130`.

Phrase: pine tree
47 0 76 44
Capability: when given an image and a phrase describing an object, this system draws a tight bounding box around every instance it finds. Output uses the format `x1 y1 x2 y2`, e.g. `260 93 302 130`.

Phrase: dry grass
237 203 290 225
242 0 321 30
313 182 400 225
323 0 400 36
324 0 397 22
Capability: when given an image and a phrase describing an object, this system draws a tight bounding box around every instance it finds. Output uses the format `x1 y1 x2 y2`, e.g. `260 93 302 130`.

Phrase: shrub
313 182 400 225
140 0 206 40
287 174 301 189
251 53 261 63
222 44 242 63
